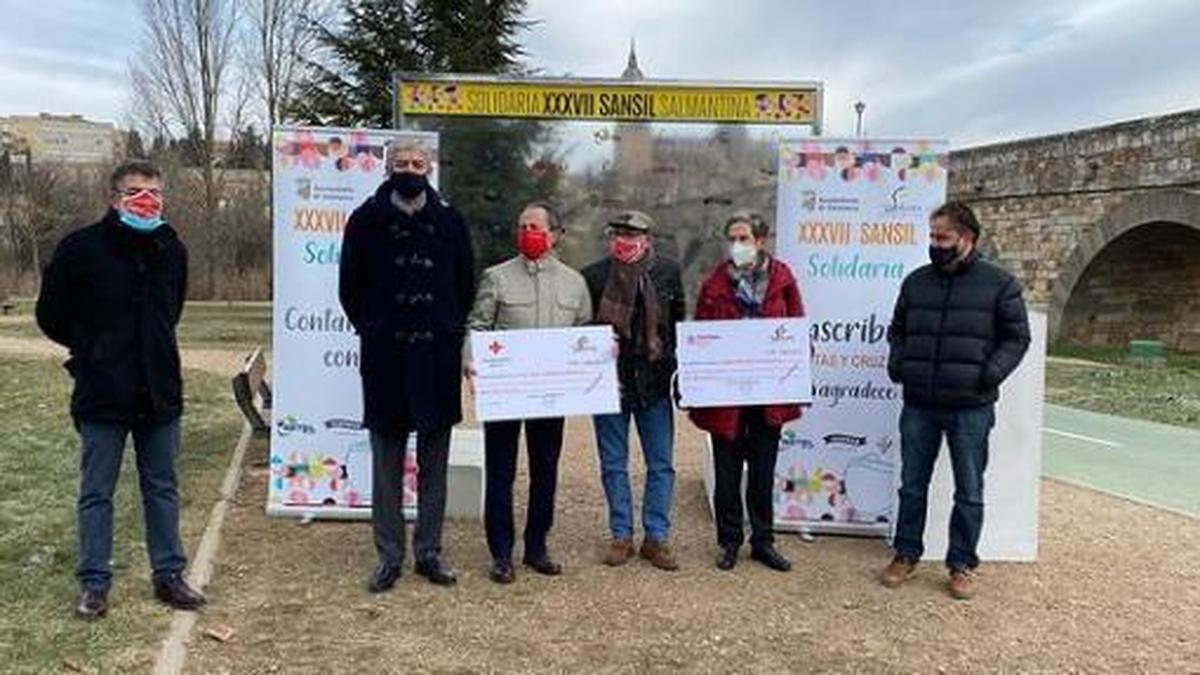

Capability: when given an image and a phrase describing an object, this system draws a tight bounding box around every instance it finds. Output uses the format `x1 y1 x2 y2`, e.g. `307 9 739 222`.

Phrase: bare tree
248 0 330 128
130 0 240 298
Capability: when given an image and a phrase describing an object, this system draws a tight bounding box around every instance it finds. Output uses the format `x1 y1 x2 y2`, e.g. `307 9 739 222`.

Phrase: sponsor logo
799 195 861 214
324 418 365 434
488 339 504 355
571 335 597 353
781 431 816 451
685 333 721 349
875 436 895 455
823 433 867 447
770 323 796 342
883 186 926 215
276 415 317 437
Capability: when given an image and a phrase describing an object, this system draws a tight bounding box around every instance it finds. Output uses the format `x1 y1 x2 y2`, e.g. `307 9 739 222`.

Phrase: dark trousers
711 409 781 551
893 404 994 570
77 418 187 591
484 417 565 562
370 427 451 567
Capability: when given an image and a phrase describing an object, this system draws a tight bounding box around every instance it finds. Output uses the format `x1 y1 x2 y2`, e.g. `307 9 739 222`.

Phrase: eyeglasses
116 188 162 198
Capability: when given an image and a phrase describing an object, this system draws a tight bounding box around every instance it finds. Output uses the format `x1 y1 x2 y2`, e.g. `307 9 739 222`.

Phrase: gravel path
185 418 1200 673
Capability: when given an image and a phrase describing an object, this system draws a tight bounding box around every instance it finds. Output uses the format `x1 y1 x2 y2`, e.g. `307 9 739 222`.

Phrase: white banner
773 139 948 534
268 126 439 518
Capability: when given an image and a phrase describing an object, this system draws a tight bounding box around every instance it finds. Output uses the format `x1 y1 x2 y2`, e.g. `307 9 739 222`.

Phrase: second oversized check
471 326 621 422
677 318 813 408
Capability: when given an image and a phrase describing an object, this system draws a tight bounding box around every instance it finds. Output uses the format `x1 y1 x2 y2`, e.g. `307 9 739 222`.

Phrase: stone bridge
948 109 1200 350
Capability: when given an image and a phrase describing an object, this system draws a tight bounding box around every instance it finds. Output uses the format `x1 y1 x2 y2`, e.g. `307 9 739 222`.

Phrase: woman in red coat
690 211 805 572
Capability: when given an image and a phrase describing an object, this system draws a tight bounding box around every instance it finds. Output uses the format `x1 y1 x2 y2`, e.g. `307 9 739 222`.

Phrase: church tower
614 39 653 186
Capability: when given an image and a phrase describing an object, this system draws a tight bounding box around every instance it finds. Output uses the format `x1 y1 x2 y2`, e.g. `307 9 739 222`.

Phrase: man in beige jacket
465 202 592 584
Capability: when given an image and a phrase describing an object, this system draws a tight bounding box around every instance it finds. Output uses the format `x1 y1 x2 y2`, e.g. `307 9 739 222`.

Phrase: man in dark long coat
339 142 475 592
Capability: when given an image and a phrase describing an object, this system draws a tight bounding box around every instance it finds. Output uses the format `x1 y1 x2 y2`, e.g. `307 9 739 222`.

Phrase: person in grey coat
465 202 591 584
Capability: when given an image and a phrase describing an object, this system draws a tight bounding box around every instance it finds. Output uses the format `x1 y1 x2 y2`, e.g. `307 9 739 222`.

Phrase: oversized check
677 318 813 408
471 326 621 422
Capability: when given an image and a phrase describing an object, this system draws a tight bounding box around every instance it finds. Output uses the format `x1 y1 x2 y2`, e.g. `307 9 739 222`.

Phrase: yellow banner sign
397 79 820 125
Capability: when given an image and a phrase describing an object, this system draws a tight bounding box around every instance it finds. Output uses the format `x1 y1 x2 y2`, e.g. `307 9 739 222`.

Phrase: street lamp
854 101 866 137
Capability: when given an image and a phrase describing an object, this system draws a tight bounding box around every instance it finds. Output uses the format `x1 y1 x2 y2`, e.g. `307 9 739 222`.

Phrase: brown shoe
639 538 680 571
948 568 976 600
880 556 916 589
603 538 635 567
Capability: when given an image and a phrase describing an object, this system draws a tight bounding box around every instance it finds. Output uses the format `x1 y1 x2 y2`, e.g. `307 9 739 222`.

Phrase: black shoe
367 563 403 594
75 588 108 620
489 559 516 584
414 558 458 587
152 575 207 610
716 547 739 571
751 545 792 572
522 555 563 576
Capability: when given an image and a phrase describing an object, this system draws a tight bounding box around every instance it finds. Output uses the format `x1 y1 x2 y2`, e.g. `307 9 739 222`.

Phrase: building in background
0 113 117 165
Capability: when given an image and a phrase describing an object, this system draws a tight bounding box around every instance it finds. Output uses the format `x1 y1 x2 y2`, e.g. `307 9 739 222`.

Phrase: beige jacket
465 254 593 363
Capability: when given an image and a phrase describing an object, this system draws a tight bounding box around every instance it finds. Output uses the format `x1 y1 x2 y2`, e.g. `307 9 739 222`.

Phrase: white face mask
730 241 758 268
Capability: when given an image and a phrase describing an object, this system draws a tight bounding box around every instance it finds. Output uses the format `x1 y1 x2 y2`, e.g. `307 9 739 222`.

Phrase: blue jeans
593 397 676 542
77 418 187 591
893 404 994 570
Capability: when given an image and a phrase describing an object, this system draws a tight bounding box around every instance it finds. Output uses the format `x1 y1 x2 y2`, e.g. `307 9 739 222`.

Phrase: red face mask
120 189 164 219
609 235 649 264
517 227 551 260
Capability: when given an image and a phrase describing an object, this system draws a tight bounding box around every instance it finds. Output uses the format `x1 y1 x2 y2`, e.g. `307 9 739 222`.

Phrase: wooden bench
232 347 272 436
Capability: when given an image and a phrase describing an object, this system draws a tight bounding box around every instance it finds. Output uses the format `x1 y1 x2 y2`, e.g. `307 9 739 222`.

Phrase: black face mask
928 245 959 269
388 171 427 199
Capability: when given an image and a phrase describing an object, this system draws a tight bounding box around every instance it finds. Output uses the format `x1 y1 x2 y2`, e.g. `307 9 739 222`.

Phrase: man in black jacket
881 201 1030 600
338 142 474 592
36 160 205 620
581 211 686 571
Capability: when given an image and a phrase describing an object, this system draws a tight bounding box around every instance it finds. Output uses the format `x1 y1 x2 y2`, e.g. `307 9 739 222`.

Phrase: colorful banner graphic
397 77 821 124
773 138 949 534
268 126 439 518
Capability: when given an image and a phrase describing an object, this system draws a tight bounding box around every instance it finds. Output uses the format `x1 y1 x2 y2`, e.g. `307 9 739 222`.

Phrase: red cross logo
488 340 504 355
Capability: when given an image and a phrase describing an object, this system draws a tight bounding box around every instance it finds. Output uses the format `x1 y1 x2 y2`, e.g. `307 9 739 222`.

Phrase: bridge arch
1051 189 1200 350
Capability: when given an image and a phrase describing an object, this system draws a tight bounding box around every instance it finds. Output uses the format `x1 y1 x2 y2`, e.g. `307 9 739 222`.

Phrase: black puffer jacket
581 256 685 410
887 251 1030 408
36 211 188 425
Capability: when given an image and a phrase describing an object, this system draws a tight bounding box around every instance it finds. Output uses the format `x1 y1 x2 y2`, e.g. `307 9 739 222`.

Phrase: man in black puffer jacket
37 160 206 620
879 201 1030 600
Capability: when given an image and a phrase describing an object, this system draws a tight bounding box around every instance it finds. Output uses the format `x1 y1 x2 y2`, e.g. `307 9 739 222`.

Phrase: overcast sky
2 0 1198 148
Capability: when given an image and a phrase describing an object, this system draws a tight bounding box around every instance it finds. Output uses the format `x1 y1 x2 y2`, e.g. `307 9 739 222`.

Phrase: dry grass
187 415 1200 674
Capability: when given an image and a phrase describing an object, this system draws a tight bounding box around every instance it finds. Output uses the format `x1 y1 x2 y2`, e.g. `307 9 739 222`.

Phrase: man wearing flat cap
581 211 686 571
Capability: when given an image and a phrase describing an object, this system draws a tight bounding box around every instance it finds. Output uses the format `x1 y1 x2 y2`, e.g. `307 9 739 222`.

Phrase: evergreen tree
292 1 421 127
226 125 269 169
125 129 147 160
295 0 559 269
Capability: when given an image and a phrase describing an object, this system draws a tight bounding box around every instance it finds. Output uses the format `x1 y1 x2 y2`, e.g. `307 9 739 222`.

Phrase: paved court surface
1042 403 1199 516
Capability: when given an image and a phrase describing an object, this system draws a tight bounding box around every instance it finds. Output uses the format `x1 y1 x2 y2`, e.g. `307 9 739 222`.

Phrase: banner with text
773 138 948 534
269 126 439 518
398 77 821 125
